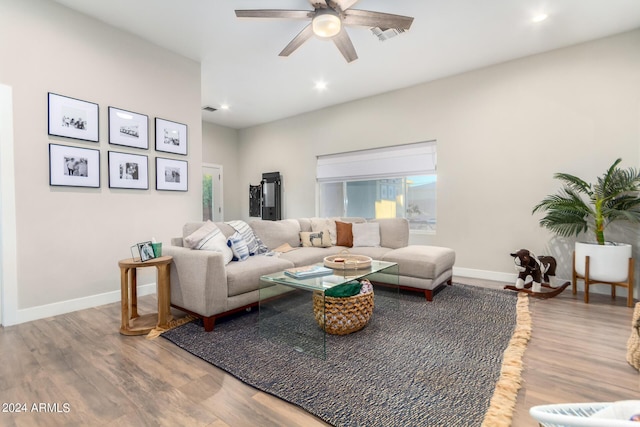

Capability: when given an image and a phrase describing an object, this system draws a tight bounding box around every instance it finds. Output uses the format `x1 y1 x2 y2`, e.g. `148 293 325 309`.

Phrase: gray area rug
163 284 519 427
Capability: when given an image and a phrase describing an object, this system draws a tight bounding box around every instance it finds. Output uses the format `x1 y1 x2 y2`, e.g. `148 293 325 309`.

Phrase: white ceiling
51 0 640 129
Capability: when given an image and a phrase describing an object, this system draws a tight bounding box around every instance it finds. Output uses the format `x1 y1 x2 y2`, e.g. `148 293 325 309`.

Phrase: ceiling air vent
202 106 217 112
371 27 406 42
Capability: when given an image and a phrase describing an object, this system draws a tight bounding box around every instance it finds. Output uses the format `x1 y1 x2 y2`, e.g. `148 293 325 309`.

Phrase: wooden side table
118 255 173 336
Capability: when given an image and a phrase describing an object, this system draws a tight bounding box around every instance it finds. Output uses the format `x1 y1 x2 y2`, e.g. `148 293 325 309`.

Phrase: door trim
0 83 18 326
203 163 223 222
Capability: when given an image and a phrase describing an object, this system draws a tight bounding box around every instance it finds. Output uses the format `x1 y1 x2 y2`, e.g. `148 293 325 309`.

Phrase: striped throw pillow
227 232 250 262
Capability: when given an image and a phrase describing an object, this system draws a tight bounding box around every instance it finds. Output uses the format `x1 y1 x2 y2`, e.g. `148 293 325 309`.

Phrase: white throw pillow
184 221 217 249
352 222 381 247
185 221 233 264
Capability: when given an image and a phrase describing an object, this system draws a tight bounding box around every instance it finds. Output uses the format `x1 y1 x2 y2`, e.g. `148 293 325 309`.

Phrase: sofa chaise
165 217 455 331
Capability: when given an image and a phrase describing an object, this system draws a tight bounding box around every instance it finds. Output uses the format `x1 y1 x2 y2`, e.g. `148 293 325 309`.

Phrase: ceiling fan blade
235 10 312 20
279 24 315 57
343 9 414 30
332 29 358 63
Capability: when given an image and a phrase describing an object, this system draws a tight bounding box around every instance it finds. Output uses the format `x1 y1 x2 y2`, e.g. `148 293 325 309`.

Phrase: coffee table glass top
260 260 398 292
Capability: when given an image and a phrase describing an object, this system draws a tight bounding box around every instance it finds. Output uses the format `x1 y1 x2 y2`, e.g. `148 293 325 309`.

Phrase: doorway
202 164 223 222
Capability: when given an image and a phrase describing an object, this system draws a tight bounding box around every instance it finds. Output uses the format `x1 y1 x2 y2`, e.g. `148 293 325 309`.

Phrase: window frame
316 142 437 233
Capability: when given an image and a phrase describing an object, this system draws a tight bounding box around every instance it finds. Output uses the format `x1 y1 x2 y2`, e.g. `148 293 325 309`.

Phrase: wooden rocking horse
504 249 570 298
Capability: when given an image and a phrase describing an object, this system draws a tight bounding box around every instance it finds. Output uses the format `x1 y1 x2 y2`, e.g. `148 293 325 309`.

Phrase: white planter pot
574 241 632 283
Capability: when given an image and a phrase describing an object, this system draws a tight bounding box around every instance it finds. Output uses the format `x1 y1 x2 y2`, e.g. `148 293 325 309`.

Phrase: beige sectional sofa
165 217 455 331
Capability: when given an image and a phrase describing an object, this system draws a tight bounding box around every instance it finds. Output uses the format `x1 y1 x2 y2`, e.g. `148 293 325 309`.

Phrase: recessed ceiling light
532 13 549 23
314 81 328 91
220 104 230 110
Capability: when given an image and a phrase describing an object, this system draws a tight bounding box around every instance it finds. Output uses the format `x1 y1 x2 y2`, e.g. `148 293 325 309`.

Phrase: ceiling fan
235 0 414 63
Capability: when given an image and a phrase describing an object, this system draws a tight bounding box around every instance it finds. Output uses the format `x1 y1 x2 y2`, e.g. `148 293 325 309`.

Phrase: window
317 142 436 231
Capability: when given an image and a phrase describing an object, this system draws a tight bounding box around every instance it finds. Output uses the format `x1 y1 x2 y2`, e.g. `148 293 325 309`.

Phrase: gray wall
0 0 202 324
236 29 640 282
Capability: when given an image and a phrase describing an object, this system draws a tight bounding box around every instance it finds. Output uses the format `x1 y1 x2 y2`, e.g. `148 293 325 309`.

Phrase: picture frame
49 143 100 188
108 107 149 149
156 157 188 191
48 93 99 142
108 151 149 190
155 118 187 155
134 241 156 262
138 241 156 262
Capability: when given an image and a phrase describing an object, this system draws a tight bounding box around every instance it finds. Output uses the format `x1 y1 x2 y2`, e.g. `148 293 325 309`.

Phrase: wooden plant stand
572 253 635 307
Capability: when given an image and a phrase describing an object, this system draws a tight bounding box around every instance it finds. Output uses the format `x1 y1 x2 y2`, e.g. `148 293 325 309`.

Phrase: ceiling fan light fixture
312 10 341 38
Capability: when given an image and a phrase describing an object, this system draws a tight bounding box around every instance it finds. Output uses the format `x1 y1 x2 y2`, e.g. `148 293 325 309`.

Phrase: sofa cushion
226 255 294 297
381 245 455 279
297 218 312 233
335 221 353 247
300 230 332 247
279 246 343 266
352 222 380 247
344 246 392 260
250 219 301 250
370 218 409 249
340 217 367 224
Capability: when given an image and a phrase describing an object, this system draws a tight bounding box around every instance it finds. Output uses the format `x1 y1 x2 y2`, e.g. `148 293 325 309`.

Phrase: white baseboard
453 267 516 283
9 283 156 326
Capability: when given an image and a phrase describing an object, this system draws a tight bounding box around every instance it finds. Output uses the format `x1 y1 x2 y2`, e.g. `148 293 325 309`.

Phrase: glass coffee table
259 260 399 359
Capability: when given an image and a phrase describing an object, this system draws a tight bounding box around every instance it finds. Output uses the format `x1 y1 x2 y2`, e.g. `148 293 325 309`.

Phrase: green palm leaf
533 158 640 244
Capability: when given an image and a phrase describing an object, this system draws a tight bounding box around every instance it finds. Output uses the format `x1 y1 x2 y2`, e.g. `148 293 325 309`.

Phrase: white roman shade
316 141 436 182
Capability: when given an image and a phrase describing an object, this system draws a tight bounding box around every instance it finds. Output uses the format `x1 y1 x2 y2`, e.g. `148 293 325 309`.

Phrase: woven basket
626 302 640 370
313 290 374 335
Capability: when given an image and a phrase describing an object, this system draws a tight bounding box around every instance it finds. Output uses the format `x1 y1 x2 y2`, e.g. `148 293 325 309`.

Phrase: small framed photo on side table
134 241 156 262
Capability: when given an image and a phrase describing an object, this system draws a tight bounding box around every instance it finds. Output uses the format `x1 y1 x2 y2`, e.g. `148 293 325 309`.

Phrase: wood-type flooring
1 278 638 426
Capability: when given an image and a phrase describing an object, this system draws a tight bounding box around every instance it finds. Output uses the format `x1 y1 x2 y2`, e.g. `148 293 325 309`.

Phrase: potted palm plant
532 158 640 282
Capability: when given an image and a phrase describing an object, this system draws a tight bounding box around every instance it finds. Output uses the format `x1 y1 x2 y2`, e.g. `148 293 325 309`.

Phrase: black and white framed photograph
137 241 156 262
156 157 188 191
108 107 149 149
48 93 99 142
155 118 187 155
49 143 100 188
108 151 149 190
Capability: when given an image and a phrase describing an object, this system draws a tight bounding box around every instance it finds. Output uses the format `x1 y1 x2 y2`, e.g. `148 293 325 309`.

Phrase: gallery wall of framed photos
47 92 189 192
